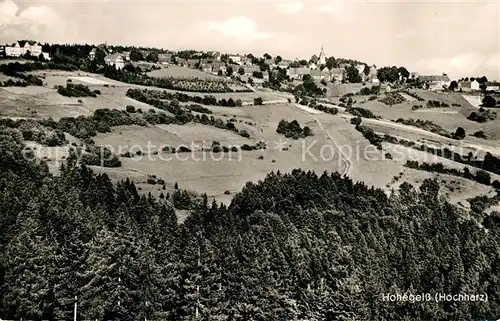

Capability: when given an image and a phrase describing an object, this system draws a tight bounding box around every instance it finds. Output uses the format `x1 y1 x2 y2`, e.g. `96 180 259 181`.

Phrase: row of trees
376 66 410 83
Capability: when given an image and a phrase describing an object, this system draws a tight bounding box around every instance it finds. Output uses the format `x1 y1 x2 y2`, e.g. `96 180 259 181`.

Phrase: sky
0 0 499 80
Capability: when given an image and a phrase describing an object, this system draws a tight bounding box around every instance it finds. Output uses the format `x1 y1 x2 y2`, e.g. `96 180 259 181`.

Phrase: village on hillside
2 40 498 103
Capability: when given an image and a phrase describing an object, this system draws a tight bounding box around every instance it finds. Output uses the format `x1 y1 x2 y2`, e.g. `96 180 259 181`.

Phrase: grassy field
2 68 499 208
0 71 167 119
147 66 223 80
89 103 343 204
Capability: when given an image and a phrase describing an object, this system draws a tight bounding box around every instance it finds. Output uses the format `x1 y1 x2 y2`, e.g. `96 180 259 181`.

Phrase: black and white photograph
0 0 499 320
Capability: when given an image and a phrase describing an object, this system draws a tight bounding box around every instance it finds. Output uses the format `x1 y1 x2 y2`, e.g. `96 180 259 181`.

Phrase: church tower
318 45 327 66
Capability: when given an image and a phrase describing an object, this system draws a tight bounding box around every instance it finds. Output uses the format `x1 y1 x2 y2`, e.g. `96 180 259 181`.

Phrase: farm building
459 80 480 92
206 51 221 61
486 82 500 91
277 60 291 69
210 62 226 74
158 53 173 64
330 68 345 83
287 67 311 80
201 63 212 73
310 69 330 81
243 65 261 76
186 59 199 68
418 74 451 91
228 55 242 64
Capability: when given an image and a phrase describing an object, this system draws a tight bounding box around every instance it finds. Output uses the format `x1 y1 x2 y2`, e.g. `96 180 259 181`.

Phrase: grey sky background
1 0 499 80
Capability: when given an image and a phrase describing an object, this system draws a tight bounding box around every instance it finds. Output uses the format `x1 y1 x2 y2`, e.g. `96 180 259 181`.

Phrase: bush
350 117 362 125
57 83 97 97
239 130 250 138
276 119 313 139
346 107 377 119
254 97 263 105
473 131 487 139
126 105 136 113
454 127 466 140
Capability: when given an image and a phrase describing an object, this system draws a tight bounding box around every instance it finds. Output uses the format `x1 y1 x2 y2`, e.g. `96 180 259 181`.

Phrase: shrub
57 83 97 97
454 127 466 140
239 130 250 138
126 105 136 113
346 107 377 119
254 97 263 105
473 131 487 139
350 117 362 125
276 119 313 139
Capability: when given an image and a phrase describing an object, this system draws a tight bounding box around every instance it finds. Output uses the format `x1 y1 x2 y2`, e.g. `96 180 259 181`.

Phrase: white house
277 60 291 69
5 40 43 57
228 55 242 64
104 53 125 70
356 63 366 77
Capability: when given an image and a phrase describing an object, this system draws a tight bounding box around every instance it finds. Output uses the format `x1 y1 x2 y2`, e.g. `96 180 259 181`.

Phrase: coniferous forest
0 129 499 320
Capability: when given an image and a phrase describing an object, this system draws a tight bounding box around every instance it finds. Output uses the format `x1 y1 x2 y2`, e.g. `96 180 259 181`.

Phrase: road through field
312 116 352 177
291 103 352 176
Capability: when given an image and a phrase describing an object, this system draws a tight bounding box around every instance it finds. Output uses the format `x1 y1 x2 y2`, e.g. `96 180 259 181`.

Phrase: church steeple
318 45 326 66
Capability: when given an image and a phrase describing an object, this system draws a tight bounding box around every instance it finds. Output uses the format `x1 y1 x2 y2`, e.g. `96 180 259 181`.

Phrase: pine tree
2 217 57 320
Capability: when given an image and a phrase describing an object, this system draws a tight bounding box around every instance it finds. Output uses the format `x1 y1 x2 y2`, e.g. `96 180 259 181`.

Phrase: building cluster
0 40 51 60
413 74 451 91
458 79 500 92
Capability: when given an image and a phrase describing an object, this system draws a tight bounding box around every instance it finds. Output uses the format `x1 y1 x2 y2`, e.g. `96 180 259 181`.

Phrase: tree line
0 133 498 320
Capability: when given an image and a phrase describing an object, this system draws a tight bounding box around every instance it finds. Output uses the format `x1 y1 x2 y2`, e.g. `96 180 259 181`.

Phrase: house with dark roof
330 68 345 83
287 67 311 80
201 63 212 73
418 74 451 91
158 53 173 64
459 80 480 92
210 62 226 74
186 59 199 68
243 65 261 76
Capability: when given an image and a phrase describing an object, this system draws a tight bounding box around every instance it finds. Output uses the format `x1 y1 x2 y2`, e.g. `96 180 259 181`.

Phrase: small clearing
293 103 324 114
69 76 111 85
